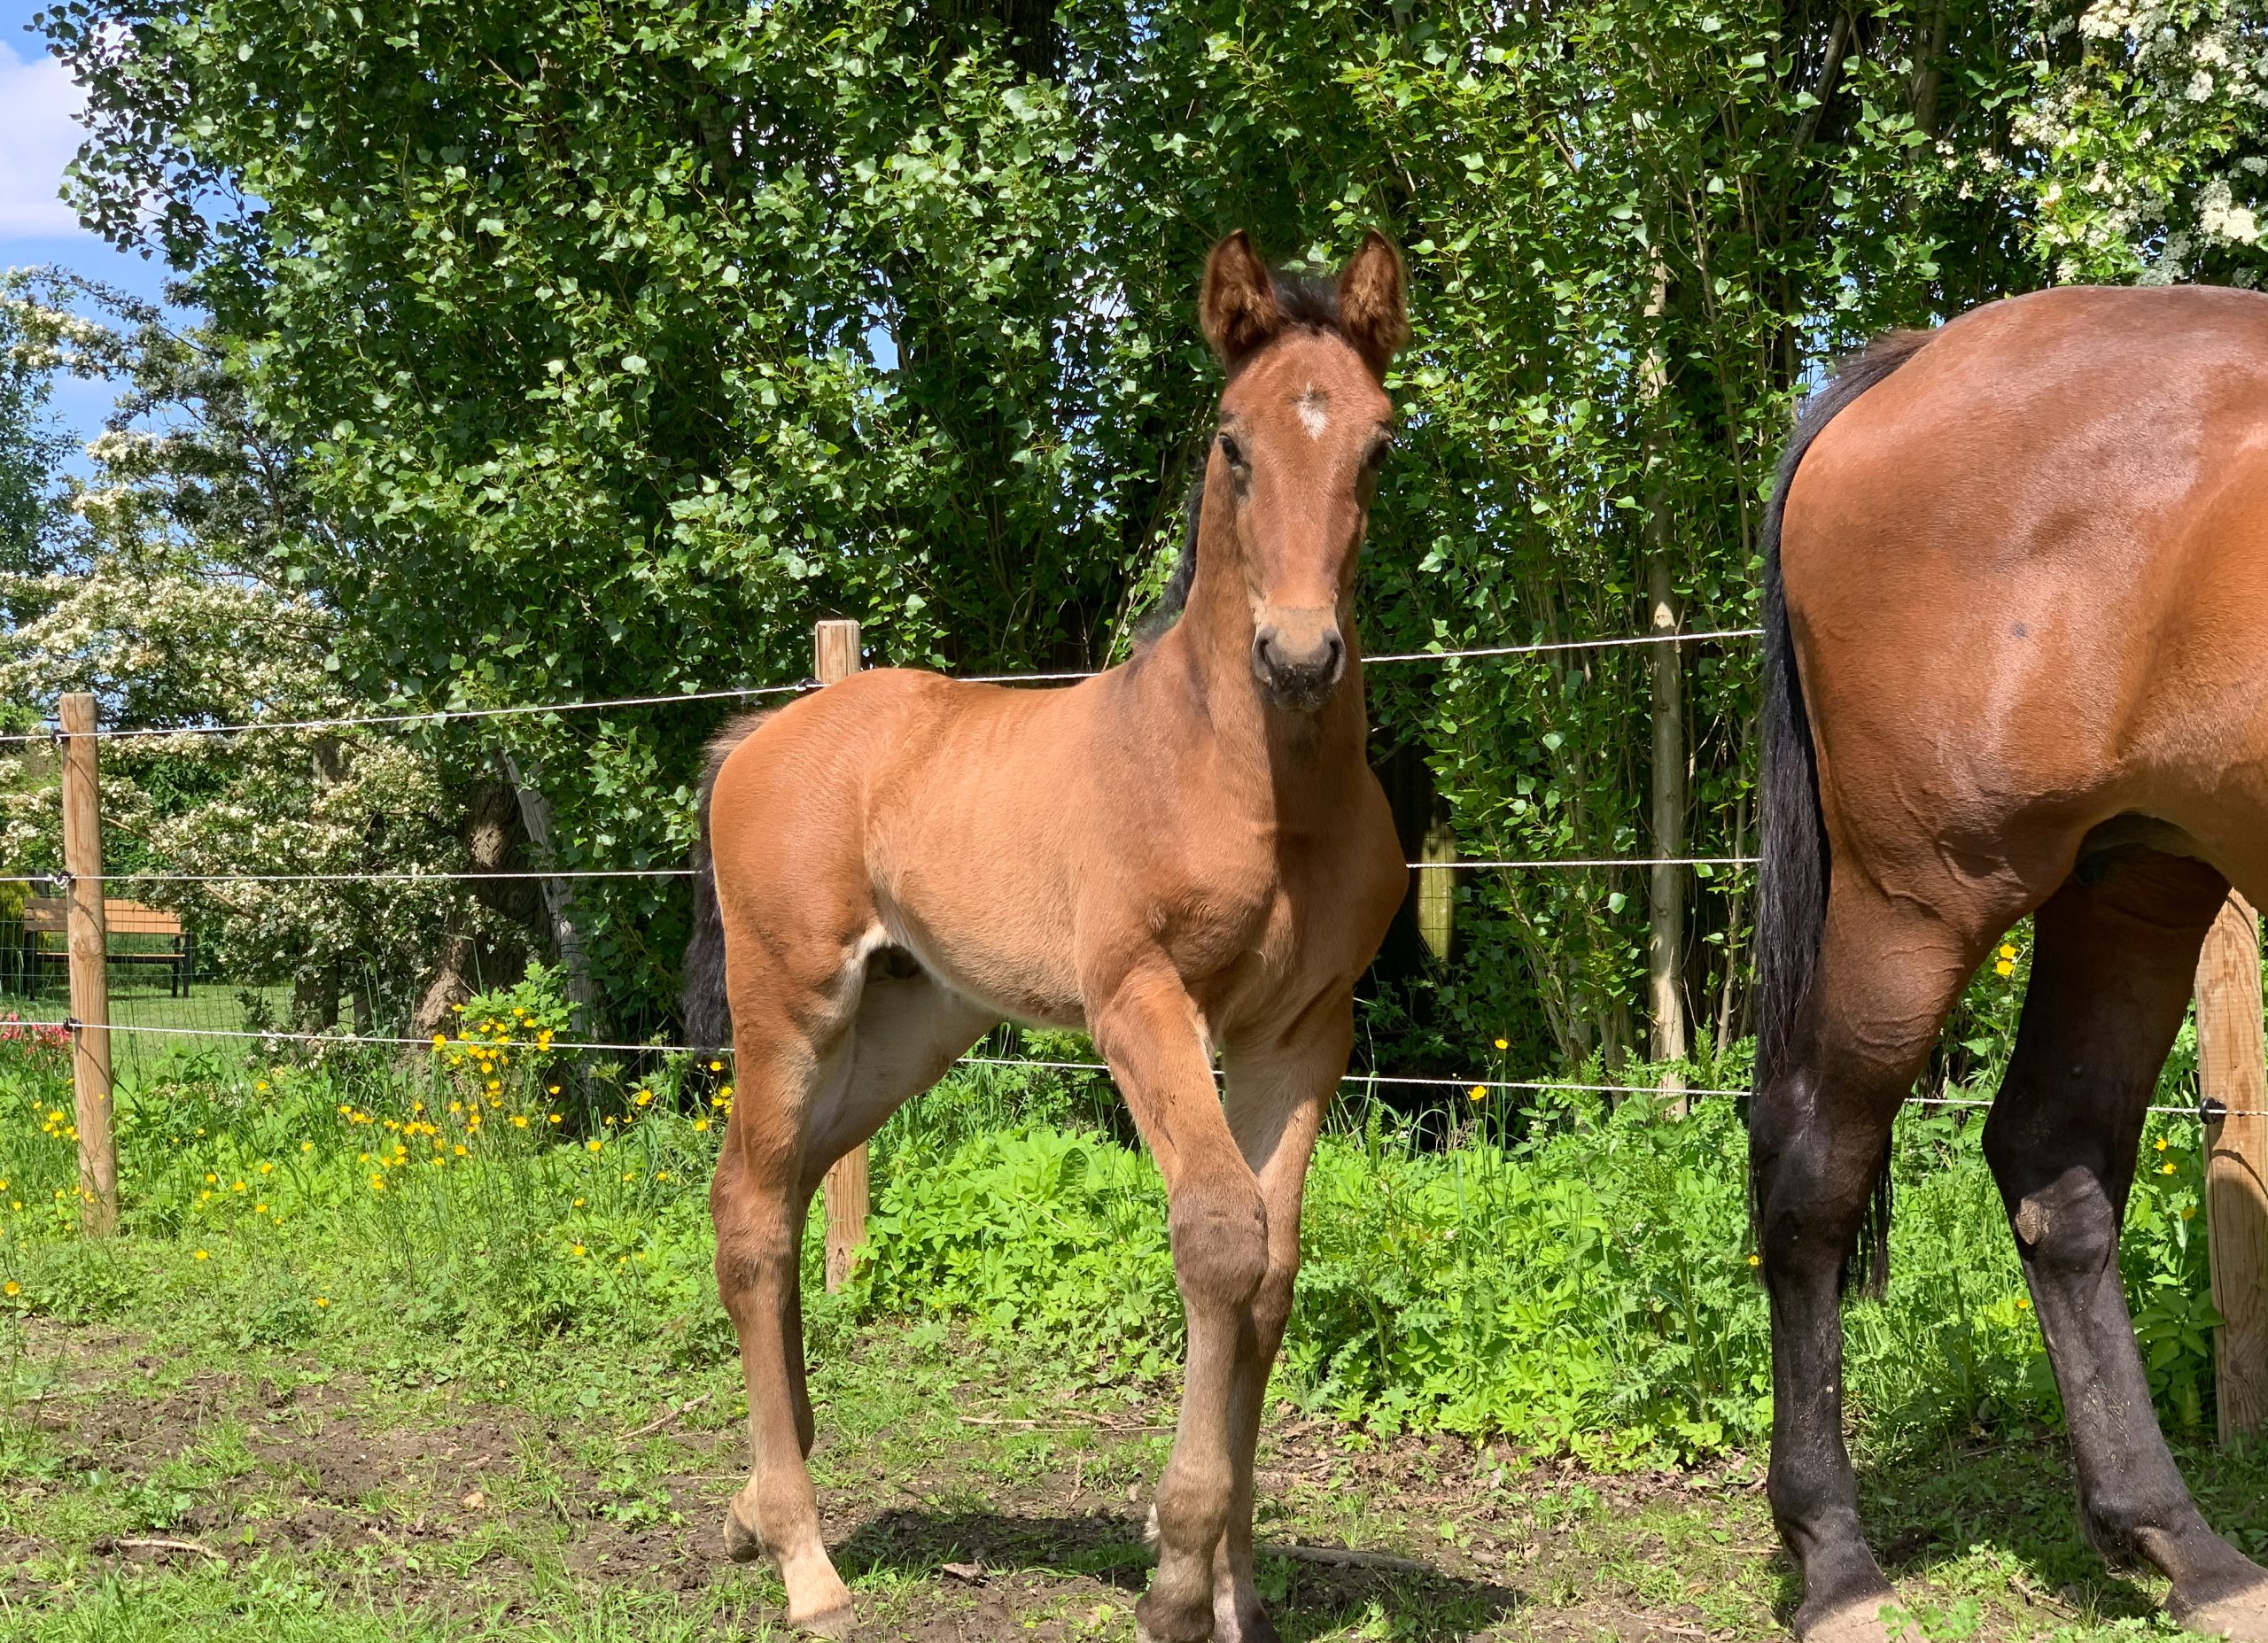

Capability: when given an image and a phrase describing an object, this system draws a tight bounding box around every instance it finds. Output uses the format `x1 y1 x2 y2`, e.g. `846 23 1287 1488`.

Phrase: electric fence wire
0 626 1763 746
30 1021 2256 1120
0 856 1755 885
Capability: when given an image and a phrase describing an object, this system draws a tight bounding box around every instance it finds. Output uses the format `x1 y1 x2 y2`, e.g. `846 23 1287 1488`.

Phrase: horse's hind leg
713 951 992 1637
1982 852 2268 1639
1751 884 1993 1642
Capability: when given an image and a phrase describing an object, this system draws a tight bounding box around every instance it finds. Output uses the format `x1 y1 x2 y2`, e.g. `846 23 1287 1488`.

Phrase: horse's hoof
722 1500 765 1564
1796 1595 1907 1642
1213 1608 1283 1643
2170 1582 2268 1639
791 1602 857 1639
1133 1593 1211 1643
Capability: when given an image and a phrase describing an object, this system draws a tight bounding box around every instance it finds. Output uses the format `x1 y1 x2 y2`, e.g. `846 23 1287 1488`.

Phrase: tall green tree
0 275 543 1032
36 0 2268 1061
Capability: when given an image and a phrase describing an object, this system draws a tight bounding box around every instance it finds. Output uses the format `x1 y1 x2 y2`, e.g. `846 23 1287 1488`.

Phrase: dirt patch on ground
4 1324 1736 1640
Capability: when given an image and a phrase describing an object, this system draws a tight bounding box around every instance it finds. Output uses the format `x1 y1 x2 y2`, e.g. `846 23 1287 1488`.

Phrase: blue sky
2 1 178 449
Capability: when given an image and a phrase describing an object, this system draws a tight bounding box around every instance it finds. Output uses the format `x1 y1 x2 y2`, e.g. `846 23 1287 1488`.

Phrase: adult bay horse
683 230 1410 1641
1755 283 2268 1640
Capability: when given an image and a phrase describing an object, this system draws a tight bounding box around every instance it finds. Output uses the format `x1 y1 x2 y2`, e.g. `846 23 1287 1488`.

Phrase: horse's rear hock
1751 890 1991 1642
1982 854 2268 1639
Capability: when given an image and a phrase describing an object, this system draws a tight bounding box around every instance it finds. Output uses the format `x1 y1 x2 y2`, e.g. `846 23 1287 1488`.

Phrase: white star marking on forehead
1295 384 1330 440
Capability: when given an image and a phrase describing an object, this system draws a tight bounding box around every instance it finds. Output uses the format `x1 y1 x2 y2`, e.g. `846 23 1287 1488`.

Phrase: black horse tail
684 713 771 1056
1753 329 1933 1299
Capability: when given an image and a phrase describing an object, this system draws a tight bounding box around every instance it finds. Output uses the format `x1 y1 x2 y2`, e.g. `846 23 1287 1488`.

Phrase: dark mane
1269 268 1346 334
1137 477 1205 641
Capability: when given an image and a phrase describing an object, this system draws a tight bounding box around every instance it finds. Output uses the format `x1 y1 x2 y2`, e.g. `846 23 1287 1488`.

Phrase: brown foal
684 230 1410 1641
1754 284 2268 1640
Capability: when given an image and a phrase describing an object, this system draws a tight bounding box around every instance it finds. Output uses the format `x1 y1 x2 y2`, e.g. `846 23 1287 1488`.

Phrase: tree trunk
1640 254 1691 1108
1910 0 1951 141
1646 546 1689 1107
413 779 534 1037
504 755 599 1037
293 962 339 1034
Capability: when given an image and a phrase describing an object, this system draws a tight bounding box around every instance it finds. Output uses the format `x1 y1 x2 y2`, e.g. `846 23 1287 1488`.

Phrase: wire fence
4 620 2248 1120
0 626 1754 745
10 1022 2240 1121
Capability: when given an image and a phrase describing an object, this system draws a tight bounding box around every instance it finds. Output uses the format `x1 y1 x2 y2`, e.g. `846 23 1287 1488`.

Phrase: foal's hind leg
1983 854 2268 1639
714 957 992 1636
1752 885 1994 1642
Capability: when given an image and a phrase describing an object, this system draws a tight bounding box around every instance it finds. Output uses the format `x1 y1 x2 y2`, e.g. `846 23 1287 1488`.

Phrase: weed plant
0 974 2220 1471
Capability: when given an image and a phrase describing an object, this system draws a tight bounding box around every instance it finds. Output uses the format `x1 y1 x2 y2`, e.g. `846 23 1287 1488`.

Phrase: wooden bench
22 897 195 998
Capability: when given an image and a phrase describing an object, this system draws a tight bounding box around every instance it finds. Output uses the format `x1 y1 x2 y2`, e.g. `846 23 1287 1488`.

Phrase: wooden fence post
58 693 118 1236
814 619 867 1293
2195 889 2268 1442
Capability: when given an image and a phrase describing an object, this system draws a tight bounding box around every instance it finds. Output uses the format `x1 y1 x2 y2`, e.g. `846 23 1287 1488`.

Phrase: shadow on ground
837 1507 1524 1642
1759 1426 2268 1628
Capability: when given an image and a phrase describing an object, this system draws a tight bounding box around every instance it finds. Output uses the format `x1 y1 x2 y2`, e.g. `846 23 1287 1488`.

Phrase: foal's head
1199 229 1409 711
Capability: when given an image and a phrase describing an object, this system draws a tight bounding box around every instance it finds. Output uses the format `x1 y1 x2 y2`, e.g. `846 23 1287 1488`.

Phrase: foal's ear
1200 230 1285 366
1337 230 1410 376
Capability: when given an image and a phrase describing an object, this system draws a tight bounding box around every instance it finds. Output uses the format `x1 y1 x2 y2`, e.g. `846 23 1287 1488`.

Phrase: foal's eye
1363 432 1394 470
1216 431 1247 470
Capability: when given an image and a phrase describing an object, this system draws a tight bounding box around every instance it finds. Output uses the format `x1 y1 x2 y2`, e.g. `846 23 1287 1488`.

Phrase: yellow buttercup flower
1467 1085 1486 1102
1994 960 2015 977
1493 1038 1508 1050
1999 944 2017 960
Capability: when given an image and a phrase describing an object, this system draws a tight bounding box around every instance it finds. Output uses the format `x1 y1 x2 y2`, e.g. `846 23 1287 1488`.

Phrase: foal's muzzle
1252 617 1347 711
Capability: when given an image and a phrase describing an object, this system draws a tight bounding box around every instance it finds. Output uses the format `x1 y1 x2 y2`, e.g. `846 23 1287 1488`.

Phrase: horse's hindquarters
1782 287 2268 928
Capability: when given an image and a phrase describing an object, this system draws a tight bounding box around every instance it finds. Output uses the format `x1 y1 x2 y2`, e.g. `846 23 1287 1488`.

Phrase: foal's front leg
1208 1002 1351 1643
1092 972 1270 1643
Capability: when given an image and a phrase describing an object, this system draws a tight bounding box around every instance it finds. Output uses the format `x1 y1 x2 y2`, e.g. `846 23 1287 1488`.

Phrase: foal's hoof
722 1500 765 1564
1212 1605 1284 1643
790 1601 857 1639
2170 1581 2268 1639
1796 1595 1909 1643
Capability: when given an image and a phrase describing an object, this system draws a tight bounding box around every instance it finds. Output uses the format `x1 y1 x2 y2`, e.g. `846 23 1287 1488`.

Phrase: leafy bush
0 1045 2224 1466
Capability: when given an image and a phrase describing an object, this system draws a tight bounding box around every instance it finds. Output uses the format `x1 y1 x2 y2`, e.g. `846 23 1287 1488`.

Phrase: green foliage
848 1076 2223 1464
0 272 74 595
0 275 526 1027
27 0 2268 1062
0 1037 2232 1466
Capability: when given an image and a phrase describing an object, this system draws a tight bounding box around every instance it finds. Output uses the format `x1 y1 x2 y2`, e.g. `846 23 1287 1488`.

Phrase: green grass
2 974 292 1081
0 1012 2256 1640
